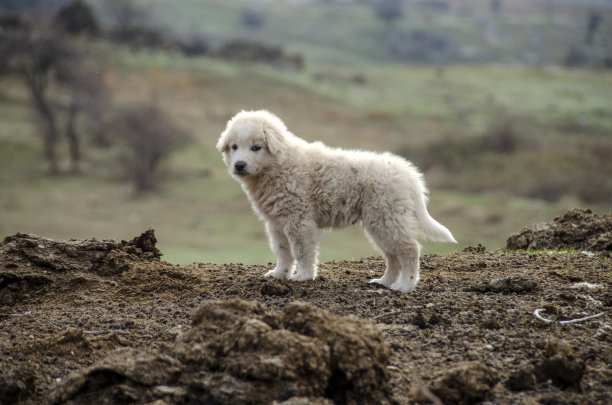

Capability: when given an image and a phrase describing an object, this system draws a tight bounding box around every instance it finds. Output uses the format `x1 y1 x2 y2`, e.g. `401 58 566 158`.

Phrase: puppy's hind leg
264 221 295 280
365 228 401 287
390 239 421 293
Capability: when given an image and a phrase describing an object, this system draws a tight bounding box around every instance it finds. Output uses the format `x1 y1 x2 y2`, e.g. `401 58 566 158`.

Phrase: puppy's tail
415 193 457 243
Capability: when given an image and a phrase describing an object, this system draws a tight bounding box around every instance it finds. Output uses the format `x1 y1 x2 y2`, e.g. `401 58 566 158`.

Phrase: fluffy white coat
217 110 456 292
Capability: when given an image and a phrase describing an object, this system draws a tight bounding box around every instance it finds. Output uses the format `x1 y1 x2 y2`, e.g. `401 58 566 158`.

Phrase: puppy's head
216 110 286 179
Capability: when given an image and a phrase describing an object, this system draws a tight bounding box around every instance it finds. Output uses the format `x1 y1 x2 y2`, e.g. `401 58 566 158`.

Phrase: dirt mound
1 229 160 273
1 228 610 404
506 208 612 252
0 230 161 305
48 299 392 405
1 229 160 275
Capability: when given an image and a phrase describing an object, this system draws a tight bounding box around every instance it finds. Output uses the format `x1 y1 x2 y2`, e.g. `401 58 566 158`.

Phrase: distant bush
97 102 192 193
564 46 589 67
405 115 530 171
215 40 303 70
479 117 526 154
373 0 403 26
398 115 612 204
490 0 501 14
108 26 171 50
54 0 100 37
241 8 266 30
217 40 278 61
175 34 210 57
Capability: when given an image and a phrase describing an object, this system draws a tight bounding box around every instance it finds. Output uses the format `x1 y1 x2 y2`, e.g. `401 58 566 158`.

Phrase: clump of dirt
48 348 184 404
470 276 537 293
429 362 499 405
503 338 586 394
0 214 611 404
532 338 585 389
507 208 612 252
48 299 392 405
0 365 36 405
261 279 292 296
29 328 93 357
534 354 584 389
505 366 537 392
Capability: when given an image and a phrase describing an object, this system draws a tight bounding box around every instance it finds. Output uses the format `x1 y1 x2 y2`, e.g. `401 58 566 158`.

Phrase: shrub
54 0 100 37
241 8 266 30
98 102 191 193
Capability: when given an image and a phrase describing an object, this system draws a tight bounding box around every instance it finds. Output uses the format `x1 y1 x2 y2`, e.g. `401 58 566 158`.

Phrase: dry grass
1 49 611 264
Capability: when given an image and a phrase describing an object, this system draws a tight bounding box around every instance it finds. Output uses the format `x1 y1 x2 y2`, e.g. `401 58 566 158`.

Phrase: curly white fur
217 110 456 292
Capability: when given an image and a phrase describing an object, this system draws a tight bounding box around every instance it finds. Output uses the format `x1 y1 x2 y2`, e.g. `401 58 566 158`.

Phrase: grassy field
114 0 612 67
1 44 611 264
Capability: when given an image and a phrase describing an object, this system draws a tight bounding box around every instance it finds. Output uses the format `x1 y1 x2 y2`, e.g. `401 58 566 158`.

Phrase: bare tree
1 20 69 173
0 16 104 173
58 55 106 173
585 10 602 45
54 0 100 37
99 102 191 193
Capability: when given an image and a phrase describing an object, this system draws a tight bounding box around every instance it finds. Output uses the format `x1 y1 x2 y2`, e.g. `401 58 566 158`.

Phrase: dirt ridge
1 211 611 404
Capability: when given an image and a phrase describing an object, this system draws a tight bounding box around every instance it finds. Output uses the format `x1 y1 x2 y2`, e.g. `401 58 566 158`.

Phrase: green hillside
1 0 611 264
120 0 612 67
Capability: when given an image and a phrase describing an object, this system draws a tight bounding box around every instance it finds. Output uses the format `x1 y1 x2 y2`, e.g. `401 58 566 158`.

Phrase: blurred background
1 0 611 264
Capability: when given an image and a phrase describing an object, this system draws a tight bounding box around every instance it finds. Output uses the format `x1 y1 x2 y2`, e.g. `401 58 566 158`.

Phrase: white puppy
217 110 456 292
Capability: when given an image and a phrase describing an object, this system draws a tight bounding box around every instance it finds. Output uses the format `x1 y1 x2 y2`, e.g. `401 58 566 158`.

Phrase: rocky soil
1 209 611 404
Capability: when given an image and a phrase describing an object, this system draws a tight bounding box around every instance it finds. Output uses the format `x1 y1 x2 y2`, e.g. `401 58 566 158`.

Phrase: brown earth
507 208 612 253
1 210 611 404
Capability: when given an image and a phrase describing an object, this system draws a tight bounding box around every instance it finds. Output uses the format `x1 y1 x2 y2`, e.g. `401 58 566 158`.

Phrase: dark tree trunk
66 97 81 173
133 155 159 193
586 11 601 45
28 75 60 174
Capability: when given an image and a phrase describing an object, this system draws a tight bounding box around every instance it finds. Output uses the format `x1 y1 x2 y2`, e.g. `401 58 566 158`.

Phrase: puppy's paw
264 268 290 279
369 278 394 288
289 272 316 282
390 280 417 293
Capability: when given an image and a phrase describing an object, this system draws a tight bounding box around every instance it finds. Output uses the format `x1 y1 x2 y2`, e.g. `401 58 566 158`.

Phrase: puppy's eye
231 144 238 151
251 145 261 152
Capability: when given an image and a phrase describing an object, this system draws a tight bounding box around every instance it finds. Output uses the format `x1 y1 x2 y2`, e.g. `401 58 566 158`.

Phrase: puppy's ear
263 126 284 154
216 130 229 153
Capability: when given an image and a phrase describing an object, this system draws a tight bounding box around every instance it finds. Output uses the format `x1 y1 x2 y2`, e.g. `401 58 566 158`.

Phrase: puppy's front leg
286 220 319 281
264 221 295 279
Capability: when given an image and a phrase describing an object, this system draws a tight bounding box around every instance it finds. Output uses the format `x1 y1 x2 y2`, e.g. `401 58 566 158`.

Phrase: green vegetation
2 0 611 264
125 0 612 67
2 45 610 264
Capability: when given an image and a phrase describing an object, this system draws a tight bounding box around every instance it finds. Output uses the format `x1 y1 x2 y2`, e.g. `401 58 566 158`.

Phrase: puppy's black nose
234 161 247 172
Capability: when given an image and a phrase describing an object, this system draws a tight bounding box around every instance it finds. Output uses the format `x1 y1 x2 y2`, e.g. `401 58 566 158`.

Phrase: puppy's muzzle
234 161 248 175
